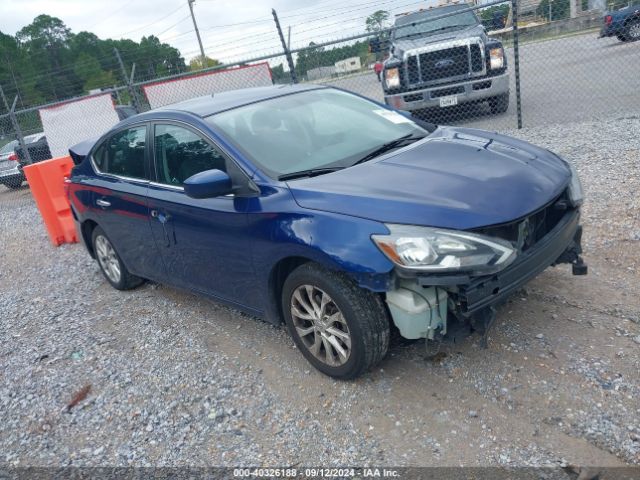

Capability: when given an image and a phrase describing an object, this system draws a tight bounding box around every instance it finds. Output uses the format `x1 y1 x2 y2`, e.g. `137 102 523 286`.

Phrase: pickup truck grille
407 43 484 85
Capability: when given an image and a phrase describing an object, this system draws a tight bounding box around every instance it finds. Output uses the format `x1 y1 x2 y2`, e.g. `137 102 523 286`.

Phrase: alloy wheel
290 285 352 366
630 22 640 39
95 235 121 284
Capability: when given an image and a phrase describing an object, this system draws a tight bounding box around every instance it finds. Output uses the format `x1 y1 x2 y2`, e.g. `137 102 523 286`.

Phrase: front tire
91 226 143 290
488 93 509 114
625 19 640 41
282 263 390 379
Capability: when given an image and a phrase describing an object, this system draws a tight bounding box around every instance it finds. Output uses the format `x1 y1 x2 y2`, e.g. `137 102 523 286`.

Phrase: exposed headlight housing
565 160 584 207
385 67 400 88
489 47 504 70
372 225 516 274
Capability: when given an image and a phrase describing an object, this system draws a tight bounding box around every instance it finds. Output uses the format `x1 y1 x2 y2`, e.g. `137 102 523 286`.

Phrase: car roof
155 84 325 118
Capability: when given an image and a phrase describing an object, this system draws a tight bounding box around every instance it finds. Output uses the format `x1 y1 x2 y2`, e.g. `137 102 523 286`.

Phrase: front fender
246 186 396 323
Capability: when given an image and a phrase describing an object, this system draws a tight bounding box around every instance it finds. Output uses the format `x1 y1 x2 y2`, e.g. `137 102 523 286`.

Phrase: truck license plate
439 95 458 108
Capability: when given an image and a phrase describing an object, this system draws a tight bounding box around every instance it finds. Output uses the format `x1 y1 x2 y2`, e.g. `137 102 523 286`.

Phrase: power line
111 3 187 38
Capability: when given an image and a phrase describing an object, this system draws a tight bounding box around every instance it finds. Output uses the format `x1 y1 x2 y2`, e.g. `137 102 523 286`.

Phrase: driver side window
153 124 227 186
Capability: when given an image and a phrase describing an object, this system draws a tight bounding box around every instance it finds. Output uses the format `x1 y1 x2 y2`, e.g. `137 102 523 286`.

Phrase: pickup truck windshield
207 88 428 179
394 5 478 40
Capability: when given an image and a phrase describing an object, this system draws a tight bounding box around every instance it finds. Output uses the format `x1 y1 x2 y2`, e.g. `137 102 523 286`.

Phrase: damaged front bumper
384 208 586 341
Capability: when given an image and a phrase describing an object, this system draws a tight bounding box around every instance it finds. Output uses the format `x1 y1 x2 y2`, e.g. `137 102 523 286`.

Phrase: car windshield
206 88 428 179
0 140 18 154
393 5 478 39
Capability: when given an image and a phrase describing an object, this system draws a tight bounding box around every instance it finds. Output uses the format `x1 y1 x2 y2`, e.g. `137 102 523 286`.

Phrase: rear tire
489 93 509 114
3 178 23 189
91 226 143 290
281 263 390 380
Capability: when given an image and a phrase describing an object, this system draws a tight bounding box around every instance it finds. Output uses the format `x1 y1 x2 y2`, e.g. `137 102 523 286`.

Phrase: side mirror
184 169 233 199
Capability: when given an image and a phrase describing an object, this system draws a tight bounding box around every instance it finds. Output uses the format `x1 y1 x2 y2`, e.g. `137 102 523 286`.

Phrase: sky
0 0 443 63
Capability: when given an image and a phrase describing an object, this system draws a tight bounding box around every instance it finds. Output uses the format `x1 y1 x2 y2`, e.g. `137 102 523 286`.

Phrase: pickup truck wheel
626 19 640 41
92 226 143 290
282 263 390 380
489 93 509 114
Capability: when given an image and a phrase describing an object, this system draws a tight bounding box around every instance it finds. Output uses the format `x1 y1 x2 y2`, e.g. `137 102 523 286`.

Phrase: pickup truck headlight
372 225 516 274
566 160 584 207
489 47 504 70
385 68 400 88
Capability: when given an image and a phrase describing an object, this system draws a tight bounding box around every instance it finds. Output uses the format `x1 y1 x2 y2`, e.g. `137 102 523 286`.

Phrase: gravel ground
0 117 638 468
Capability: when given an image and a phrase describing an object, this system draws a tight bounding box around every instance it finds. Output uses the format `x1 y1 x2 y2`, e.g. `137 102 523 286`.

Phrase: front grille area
470 44 483 72
420 46 469 82
471 190 571 254
431 85 465 98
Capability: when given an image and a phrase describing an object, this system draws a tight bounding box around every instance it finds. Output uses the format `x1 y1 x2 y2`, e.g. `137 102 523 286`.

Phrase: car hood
287 126 571 230
392 24 486 59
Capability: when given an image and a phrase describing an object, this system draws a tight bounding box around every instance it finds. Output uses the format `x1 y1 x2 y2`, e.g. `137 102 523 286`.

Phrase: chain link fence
1 0 639 198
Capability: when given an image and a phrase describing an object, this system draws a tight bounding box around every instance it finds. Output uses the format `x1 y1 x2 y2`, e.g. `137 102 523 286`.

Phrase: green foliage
74 53 116 91
365 10 390 33
536 0 571 21
189 56 222 71
479 5 510 28
0 15 187 110
295 40 370 78
270 63 289 84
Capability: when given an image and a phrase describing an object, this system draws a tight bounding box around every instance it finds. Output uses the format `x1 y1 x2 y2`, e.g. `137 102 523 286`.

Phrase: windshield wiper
278 167 344 181
352 134 425 166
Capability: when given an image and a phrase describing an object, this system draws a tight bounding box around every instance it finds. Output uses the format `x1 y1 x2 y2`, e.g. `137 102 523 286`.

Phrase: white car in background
0 139 23 190
0 133 51 190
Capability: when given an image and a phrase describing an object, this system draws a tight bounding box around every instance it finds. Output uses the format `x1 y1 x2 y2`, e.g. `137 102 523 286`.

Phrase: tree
536 0 571 21
189 56 222 71
74 53 116 92
1 15 187 106
365 10 390 33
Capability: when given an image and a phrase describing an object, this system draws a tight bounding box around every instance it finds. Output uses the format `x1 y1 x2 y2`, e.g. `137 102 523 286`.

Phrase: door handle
96 199 111 208
150 210 171 222
150 209 172 247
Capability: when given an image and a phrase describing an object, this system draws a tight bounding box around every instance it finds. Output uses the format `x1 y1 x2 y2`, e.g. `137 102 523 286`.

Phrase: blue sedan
68 84 586 379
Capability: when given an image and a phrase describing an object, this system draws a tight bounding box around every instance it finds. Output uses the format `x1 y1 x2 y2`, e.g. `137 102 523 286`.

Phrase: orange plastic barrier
23 156 78 246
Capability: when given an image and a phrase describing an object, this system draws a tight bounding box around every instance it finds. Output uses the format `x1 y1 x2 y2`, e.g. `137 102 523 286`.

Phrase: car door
147 121 255 304
89 124 163 280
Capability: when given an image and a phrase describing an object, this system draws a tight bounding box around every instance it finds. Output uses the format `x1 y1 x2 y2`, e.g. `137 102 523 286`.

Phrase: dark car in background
67 85 586 379
16 132 52 165
600 0 640 41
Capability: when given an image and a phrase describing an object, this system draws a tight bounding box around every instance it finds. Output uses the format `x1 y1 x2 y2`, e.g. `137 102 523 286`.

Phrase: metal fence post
512 0 523 129
272 9 298 84
8 95 32 165
114 48 142 113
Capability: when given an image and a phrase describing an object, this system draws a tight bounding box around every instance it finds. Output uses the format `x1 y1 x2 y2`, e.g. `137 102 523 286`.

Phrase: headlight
385 68 400 88
565 160 584 207
372 224 516 274
489 47 504 70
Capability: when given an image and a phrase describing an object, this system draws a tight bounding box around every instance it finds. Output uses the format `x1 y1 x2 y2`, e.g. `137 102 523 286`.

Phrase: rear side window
93 126 147 179
153 124 227 186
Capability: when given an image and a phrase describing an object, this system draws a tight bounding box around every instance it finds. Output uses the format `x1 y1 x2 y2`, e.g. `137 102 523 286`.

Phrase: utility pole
188 0 206 64
272 9 297 83
287 26 292 51
114 48 141 112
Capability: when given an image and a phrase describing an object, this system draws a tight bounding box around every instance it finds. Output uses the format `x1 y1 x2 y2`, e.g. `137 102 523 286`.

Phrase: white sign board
39 94 120 158
143 62 273 109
